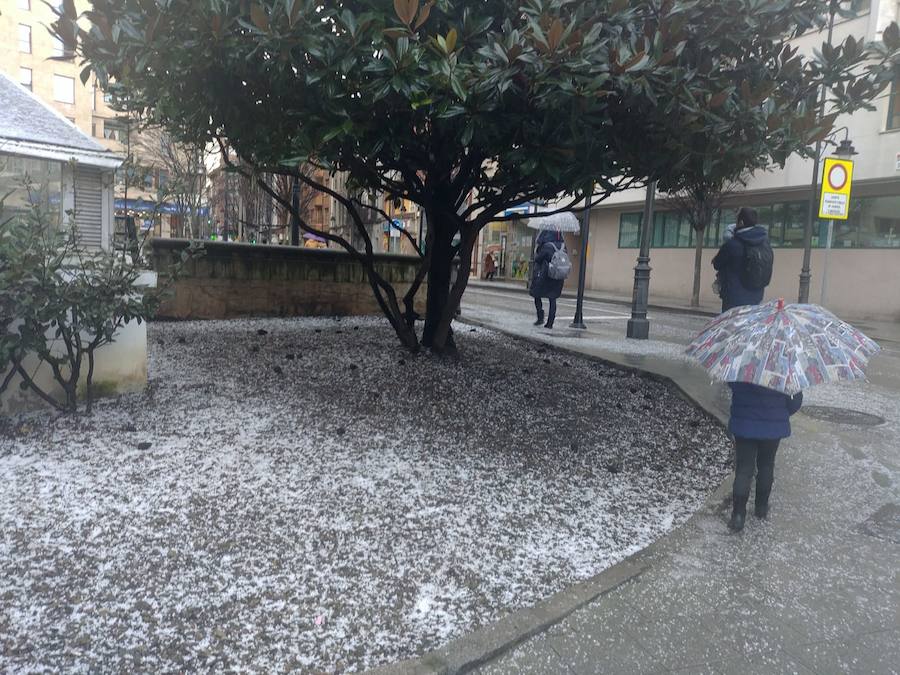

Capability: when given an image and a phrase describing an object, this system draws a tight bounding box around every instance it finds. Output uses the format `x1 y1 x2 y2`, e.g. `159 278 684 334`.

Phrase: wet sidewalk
462 300 900 674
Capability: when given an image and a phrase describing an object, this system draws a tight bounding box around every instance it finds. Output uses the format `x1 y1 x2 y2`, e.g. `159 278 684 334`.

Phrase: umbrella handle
776 298 785 312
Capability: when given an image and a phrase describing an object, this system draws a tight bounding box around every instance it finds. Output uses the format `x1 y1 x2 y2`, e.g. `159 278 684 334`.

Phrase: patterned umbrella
686 299 880 395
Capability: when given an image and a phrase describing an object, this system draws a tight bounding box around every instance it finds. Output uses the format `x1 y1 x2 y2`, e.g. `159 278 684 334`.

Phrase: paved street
461 283 900 675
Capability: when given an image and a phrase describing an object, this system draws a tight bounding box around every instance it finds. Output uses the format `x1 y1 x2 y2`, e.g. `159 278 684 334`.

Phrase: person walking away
712 207 773 313
529 229 570 329
483 252 497 280
728 382 803 532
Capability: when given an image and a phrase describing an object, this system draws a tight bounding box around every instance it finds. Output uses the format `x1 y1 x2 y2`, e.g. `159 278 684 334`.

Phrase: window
0 153 63 224
888 78 900 131
103 120 127 142
650 211 691 248
829 195 900 249
618 200 835 249
18 0 30 10
103 92 112 104
618 212 641 247
19 24 31 53
19 67 32 91
142 168 155 190
157 169 169 188
52 74 75 104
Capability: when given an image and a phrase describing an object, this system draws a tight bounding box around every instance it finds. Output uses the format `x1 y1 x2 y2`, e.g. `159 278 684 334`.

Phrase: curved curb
367 321 733 675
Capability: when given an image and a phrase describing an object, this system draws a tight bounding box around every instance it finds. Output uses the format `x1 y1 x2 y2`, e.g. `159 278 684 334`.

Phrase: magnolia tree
58 0 899 353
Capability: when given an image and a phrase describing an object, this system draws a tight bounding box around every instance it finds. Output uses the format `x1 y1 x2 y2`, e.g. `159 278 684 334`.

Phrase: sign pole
820 219 835 306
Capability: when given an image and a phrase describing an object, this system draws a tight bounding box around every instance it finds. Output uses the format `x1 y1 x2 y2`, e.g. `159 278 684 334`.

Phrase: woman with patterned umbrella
687 299 880 532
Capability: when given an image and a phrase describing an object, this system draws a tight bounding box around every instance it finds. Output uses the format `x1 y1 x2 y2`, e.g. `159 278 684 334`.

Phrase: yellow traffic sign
818 157 854 220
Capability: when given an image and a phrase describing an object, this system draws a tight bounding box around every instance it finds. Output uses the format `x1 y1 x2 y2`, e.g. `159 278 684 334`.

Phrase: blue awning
115 198 209 216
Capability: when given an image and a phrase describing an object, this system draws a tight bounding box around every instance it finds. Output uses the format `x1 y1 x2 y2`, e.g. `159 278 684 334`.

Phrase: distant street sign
818 157 854 220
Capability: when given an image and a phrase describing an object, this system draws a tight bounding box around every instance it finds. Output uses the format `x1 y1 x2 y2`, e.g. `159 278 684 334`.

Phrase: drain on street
800 405 885 427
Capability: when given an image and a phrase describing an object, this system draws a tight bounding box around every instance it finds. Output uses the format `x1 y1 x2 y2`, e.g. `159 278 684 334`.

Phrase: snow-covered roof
0 71 121 170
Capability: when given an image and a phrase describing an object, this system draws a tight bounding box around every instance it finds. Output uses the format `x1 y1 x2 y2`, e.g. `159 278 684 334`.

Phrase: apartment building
0 0 206 241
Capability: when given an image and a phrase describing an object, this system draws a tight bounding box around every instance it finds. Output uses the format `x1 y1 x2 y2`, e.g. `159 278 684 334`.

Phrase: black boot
544 319 554 329
729 494 748 532
754 490 770 519
533 311 544 326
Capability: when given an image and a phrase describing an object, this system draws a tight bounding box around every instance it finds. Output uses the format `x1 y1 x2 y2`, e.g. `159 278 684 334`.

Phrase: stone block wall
150 239 426 320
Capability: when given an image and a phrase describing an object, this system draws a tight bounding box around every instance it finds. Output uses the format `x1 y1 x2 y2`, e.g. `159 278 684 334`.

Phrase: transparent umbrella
525 211 581 233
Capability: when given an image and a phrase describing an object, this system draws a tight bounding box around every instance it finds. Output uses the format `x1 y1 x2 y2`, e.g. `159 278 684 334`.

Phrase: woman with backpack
529 229 567 329
711 207 773 313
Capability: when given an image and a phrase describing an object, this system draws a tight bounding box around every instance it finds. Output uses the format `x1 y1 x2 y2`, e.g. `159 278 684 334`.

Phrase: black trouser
534 297 556 324
732 437 780 509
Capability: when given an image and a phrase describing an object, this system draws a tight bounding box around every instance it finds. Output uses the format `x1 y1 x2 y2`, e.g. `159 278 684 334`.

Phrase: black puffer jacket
529 230 565 300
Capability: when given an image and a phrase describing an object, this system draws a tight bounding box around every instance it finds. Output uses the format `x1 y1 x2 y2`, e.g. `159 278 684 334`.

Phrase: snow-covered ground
0 318 731 672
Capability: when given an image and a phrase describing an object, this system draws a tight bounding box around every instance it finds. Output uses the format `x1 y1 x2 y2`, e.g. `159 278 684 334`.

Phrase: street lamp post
627 181 657 339
570 189 593 329
798 1 838 303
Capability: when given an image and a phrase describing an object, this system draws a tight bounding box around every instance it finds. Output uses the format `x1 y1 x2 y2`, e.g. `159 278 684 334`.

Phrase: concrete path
460 287 900 675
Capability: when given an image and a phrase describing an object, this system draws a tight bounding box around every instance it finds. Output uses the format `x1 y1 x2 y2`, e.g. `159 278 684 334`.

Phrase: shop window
888 78 900 131
19 24 32 53
780 202 807 248
52 74 75 104
854 195 900 248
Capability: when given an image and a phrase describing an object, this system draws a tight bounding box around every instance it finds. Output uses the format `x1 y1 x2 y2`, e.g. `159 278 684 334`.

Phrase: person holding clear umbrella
526 211 578 329
529 229 567 328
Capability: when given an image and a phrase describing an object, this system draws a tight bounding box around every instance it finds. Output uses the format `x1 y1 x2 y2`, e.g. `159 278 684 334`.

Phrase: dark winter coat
529 230 565 300
729 383 803 440
711 226 770 312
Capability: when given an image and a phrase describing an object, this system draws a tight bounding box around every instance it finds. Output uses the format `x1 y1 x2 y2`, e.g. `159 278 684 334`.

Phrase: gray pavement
461 286 900 675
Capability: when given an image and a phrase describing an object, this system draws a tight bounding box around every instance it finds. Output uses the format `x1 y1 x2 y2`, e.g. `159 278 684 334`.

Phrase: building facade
476 1 900 321
0 0 207 242
0 71 153 415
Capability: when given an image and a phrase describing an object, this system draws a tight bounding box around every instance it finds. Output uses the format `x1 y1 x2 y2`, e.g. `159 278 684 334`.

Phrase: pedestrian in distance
712 207 773 313
483 252 497 280
529 229 570 329
727 382 803 532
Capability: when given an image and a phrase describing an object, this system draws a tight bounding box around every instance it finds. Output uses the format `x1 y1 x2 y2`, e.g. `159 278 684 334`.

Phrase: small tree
0 194 199 413
667 172 748 308
138 127 211 239
64 0 900 353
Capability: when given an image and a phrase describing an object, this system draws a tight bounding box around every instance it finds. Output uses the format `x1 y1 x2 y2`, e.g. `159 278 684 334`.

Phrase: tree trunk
421 222 454 351
691 226 704 308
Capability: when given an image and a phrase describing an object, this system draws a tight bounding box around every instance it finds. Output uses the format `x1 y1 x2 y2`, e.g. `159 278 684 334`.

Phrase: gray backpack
548 243 572 280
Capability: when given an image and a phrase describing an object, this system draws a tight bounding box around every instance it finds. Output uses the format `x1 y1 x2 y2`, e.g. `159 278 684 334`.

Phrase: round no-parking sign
818 158 854 220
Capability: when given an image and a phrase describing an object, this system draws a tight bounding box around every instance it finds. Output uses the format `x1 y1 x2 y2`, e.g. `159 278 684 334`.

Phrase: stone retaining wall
150 239 425 320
